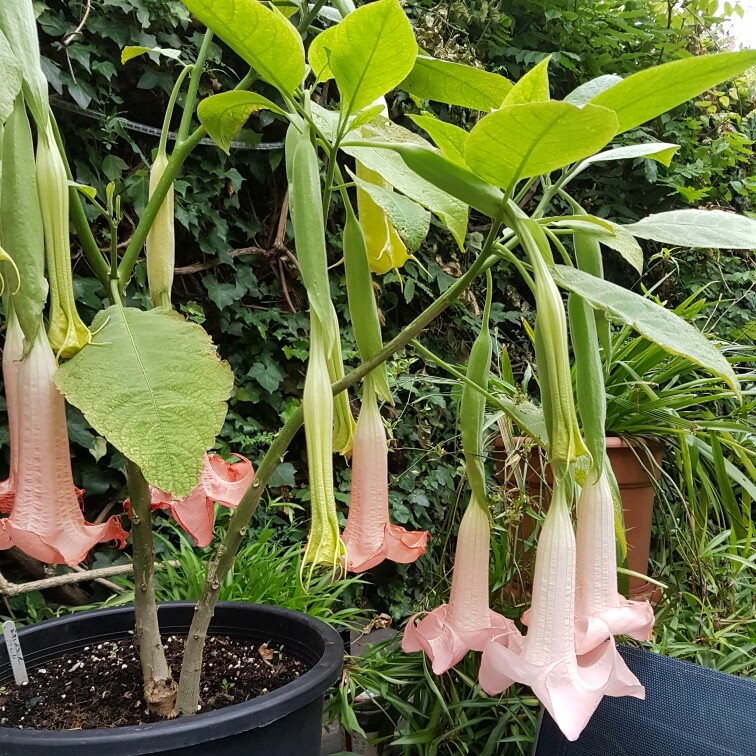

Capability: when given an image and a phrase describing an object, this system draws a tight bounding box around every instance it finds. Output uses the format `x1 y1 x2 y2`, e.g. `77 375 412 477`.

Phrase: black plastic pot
0 601 343 755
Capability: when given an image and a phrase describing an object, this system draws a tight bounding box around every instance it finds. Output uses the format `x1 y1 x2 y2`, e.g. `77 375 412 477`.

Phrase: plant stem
174 247 501 715
177 30 214 145
127 460 177 717
117 69 256 288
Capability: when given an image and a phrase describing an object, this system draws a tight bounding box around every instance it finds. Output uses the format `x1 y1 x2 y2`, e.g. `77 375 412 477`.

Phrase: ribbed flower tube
403 499 516 674
36 122 90 358
0 320 126 565
575 470 654 653
343 379 428 571
302 312 346 578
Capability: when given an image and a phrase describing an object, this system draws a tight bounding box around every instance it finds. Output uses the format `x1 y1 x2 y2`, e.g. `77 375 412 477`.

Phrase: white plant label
2 620 28 685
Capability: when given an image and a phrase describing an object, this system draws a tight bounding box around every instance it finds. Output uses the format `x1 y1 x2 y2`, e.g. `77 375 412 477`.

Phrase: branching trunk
128 460 177 717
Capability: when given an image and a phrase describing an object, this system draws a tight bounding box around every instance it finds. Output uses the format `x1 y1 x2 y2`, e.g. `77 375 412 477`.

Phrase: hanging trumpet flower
343 378 429 572
0 315 126 565
479 478 644 741
125 453 255 548
403 498 517 674
575 470 654 653
301 312 347 576
36 122 91 358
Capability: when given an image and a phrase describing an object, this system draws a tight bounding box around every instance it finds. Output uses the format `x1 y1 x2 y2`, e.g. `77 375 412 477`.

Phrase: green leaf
0 29 22 125
347 166 430 252
590 50 756 133
307 24 337 83
181 0 305 95
55 307 234 497
0 0 49 128
553 217 644 274
329 0 417 113
247 361 284 393
624 209 756 250
501 55 550 106
553 266 740 397
409 114 467 165
325 109 468 248
399 55 511 111
576 142 679 170
197 91 286 154
121 46 182 64
68 181 98 201
465 101 618 189
1 96 47 346
564 74 622 106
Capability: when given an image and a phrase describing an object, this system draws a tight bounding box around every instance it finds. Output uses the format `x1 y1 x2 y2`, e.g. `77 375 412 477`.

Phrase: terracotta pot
495 436 662 601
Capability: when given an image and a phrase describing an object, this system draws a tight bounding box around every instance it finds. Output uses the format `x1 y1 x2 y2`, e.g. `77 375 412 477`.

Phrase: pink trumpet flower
144 453 254 548
343 383 429 572
403 500 516 674
0 319 127 565
479 479 644 742
575 471 654 653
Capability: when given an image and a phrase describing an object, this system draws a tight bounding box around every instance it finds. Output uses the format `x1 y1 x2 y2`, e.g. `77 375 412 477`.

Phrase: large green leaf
501 55 550 106
464 101 618 189
553 266 740 397
55 307 234 498
0 30 21 124
409 114 467 165
347 166 430 252
329 0 417 114
399 55 511 111
624 209 756 250
181 0 304 95
564 74 622 106
590 50 756 134
197 91 286 154
308 24 337 83
573 142 680 177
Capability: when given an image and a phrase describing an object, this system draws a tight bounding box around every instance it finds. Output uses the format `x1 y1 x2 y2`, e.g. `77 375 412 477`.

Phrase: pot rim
0 601 343 751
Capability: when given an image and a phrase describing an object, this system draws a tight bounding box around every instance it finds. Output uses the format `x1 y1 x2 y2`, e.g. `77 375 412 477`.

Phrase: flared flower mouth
402 500 517 674
0 318 126 566
137 453 255 547
343 383 429 572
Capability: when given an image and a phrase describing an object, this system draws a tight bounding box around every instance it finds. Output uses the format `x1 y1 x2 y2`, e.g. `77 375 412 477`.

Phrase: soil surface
0 634 308 730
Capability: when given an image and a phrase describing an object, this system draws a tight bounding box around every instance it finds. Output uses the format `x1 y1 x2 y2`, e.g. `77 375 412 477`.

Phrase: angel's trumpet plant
301 313 347 578
127 453 254 548
343 378 429 572
0 316 126 565
36 122 91 358
575 470 654 652
403 499 516 674
479 477 644 741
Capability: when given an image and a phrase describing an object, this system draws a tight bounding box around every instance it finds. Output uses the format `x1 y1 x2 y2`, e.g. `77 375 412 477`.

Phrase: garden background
0 1 754 751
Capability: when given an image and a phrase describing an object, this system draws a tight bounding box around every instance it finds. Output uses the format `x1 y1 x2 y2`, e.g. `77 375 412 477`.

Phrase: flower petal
202 453 254 507
0 313 24 515
384 522 430 564
0 327 126 566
